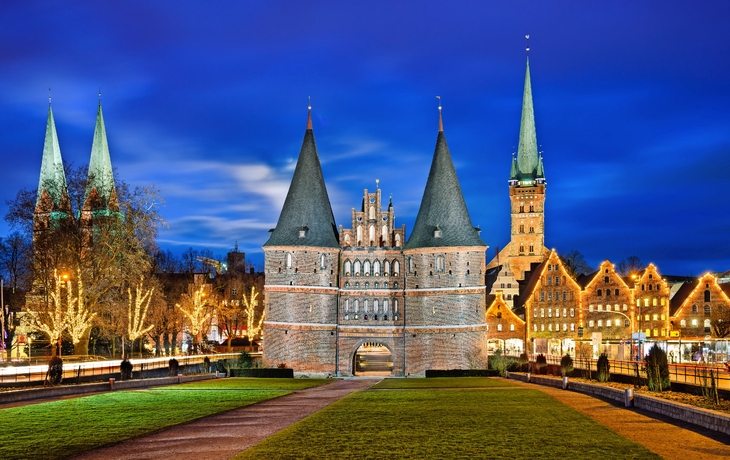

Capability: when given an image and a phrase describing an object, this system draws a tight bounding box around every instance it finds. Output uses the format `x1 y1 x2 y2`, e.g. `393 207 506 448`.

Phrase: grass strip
0 377 330 459
372 376 515 389
236 385 660 459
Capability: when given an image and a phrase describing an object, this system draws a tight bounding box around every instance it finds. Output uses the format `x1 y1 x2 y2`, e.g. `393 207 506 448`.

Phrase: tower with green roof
34 101 72 239
80 100 120 248
488 52 548 308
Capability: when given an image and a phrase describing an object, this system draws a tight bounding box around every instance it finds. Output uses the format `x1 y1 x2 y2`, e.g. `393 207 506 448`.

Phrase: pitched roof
404 117 485 250
36 103 68 209
670 280 698 317
264 110 339 248
85 101 116 207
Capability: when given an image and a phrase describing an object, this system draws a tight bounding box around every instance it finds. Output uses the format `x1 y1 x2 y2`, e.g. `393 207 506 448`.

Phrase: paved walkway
73 378 381 460
508 379 730 459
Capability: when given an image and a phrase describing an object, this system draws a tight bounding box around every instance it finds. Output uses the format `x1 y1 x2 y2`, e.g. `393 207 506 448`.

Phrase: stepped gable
404 110 485 250
84 100 117 211
265 109 339 248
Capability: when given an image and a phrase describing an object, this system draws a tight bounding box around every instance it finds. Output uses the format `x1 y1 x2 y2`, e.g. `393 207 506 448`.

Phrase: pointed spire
437 96 443 132
404 126 485 250
36 101 69 210
264 106 339 248
84 99 116 208
516 48 540 180
306 97 312 130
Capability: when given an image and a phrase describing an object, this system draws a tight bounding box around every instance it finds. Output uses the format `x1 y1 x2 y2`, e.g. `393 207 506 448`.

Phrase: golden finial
526 35 530 54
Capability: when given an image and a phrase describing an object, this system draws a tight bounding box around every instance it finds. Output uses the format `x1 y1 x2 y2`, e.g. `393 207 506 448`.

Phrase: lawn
236 379 660 459
372 376 515 389
0 377 330 460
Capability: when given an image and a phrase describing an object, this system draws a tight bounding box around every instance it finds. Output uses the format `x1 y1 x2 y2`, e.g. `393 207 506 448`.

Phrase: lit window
570 324 575 331
497 324 503 332
661 314 665 320
533 309 537 318
652 314 658 321
644 314 649 321
510 324 515 331
548 323 552 331
680 319 686 327
606 320 612 327
540 324 544 331
691 319 698 327
570 308 575 317
534 324 537 332
597 320 603 327
540 308 545 318
548 308 552 318
623 304 628 311
563 323 567 331
589 320 594 327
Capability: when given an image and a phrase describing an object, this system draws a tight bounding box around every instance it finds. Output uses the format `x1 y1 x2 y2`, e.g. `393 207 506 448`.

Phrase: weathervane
526 34 530 54
308 95 311 110
376 178 380 189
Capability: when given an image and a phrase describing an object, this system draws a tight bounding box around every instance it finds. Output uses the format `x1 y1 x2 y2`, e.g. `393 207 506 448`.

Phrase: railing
0 353 246 385
518 353 730 389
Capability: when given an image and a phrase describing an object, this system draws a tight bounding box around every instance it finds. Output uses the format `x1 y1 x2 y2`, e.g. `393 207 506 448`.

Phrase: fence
0 353 243 385
517 353 730 389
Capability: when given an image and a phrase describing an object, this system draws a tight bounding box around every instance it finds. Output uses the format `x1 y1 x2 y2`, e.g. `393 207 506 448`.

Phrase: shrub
644 345 670 392
120 359 133 380
47 356 63 385
597 353 610 382
276 362 287 369
169 358 180 376
535 354 547 374
518 353 529 372
238 351 253 369
488 349 516 377
560 354 574 377
203 356 211 373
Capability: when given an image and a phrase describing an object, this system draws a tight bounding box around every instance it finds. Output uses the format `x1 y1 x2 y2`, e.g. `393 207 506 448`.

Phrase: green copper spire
36 102 68 209
85 100 116 206
516 56 539 179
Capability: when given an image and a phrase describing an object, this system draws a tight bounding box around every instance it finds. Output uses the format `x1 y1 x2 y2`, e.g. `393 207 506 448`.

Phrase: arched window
285 253 292 268
394 299 399 313
436 255 445 272
382 225 388 246
692 304 698 313
652 298 657 306
320 254 327 269
383 299 389 312
344 260 351 276
369 226 375 245
356 226 362 245
354 260 361 276
373 299 379 313
344 234 351 245
354 299 360 312
373 260 381 276
597 289 602 296
344 299 350 312
363 260 371 276
510 324 515 331
364 299 369 312
704 319 711 333
384 260 390 276
394 260 400 276
705 290 711 302
395 234 401 247
369 206 375 220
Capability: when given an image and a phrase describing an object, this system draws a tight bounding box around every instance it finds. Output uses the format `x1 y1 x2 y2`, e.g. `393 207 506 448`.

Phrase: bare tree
617 256 645 277
559 250 593 277
711 305 730 338
0 232 32 291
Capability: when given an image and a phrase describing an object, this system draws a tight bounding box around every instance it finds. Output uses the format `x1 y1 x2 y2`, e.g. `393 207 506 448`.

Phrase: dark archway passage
353 342 393 376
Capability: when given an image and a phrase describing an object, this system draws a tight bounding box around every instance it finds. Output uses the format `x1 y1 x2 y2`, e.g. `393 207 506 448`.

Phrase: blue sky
1 1 729 275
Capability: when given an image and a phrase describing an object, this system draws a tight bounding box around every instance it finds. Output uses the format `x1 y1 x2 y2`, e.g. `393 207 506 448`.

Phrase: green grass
236 384 660 460
0 377 330 460
372 376 515 389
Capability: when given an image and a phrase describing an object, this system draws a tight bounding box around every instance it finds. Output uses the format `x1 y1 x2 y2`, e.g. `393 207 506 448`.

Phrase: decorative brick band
264 321 337 331
404 286 486 295
265 285 339 294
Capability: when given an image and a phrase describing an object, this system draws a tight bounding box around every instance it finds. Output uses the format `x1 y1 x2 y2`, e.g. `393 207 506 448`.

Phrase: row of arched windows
342 298 399 321
343 259 400 277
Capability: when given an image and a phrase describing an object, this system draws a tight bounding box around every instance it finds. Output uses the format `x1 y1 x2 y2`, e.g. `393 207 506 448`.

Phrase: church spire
264 106 339 248
84 98 117 210
36 101 69 211
516 39 540 182
404 106 485 249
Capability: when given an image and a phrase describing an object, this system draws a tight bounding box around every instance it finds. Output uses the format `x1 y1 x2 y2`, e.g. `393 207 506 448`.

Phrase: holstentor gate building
263 56 545 376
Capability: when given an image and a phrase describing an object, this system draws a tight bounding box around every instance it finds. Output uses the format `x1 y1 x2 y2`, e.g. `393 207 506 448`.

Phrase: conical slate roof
264 110 339 248
84 101 116 206
404 116 485 250
36 103 68 209
516 56 540 180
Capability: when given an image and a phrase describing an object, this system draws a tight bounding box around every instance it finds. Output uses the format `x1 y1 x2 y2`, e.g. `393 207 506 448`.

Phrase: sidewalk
72 378 380 460
510 379 730 459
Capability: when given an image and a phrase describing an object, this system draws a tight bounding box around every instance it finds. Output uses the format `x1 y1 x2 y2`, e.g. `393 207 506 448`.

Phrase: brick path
72 378 381 460
508 379 730 459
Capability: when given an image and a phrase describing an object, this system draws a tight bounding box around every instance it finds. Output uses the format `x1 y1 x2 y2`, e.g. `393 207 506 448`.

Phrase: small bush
238 351 253 369
535 354 547 374
120 359 133 380
518 353 529 372
644 345 670 392
597 353 610 382
560 354 574 377
169 358 180 376
488 349 515 377
47 356 63 385
276 362 287 369
203 356 211 372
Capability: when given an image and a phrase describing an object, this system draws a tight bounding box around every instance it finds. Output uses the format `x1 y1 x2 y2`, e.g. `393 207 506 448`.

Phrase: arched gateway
353 342 393 376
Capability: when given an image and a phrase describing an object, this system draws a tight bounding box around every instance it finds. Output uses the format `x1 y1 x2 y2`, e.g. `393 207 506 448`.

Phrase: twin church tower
263 56 547 375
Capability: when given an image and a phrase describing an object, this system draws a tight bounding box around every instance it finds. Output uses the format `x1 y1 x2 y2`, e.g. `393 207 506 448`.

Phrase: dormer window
299 225 309 238
434 227 442 238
